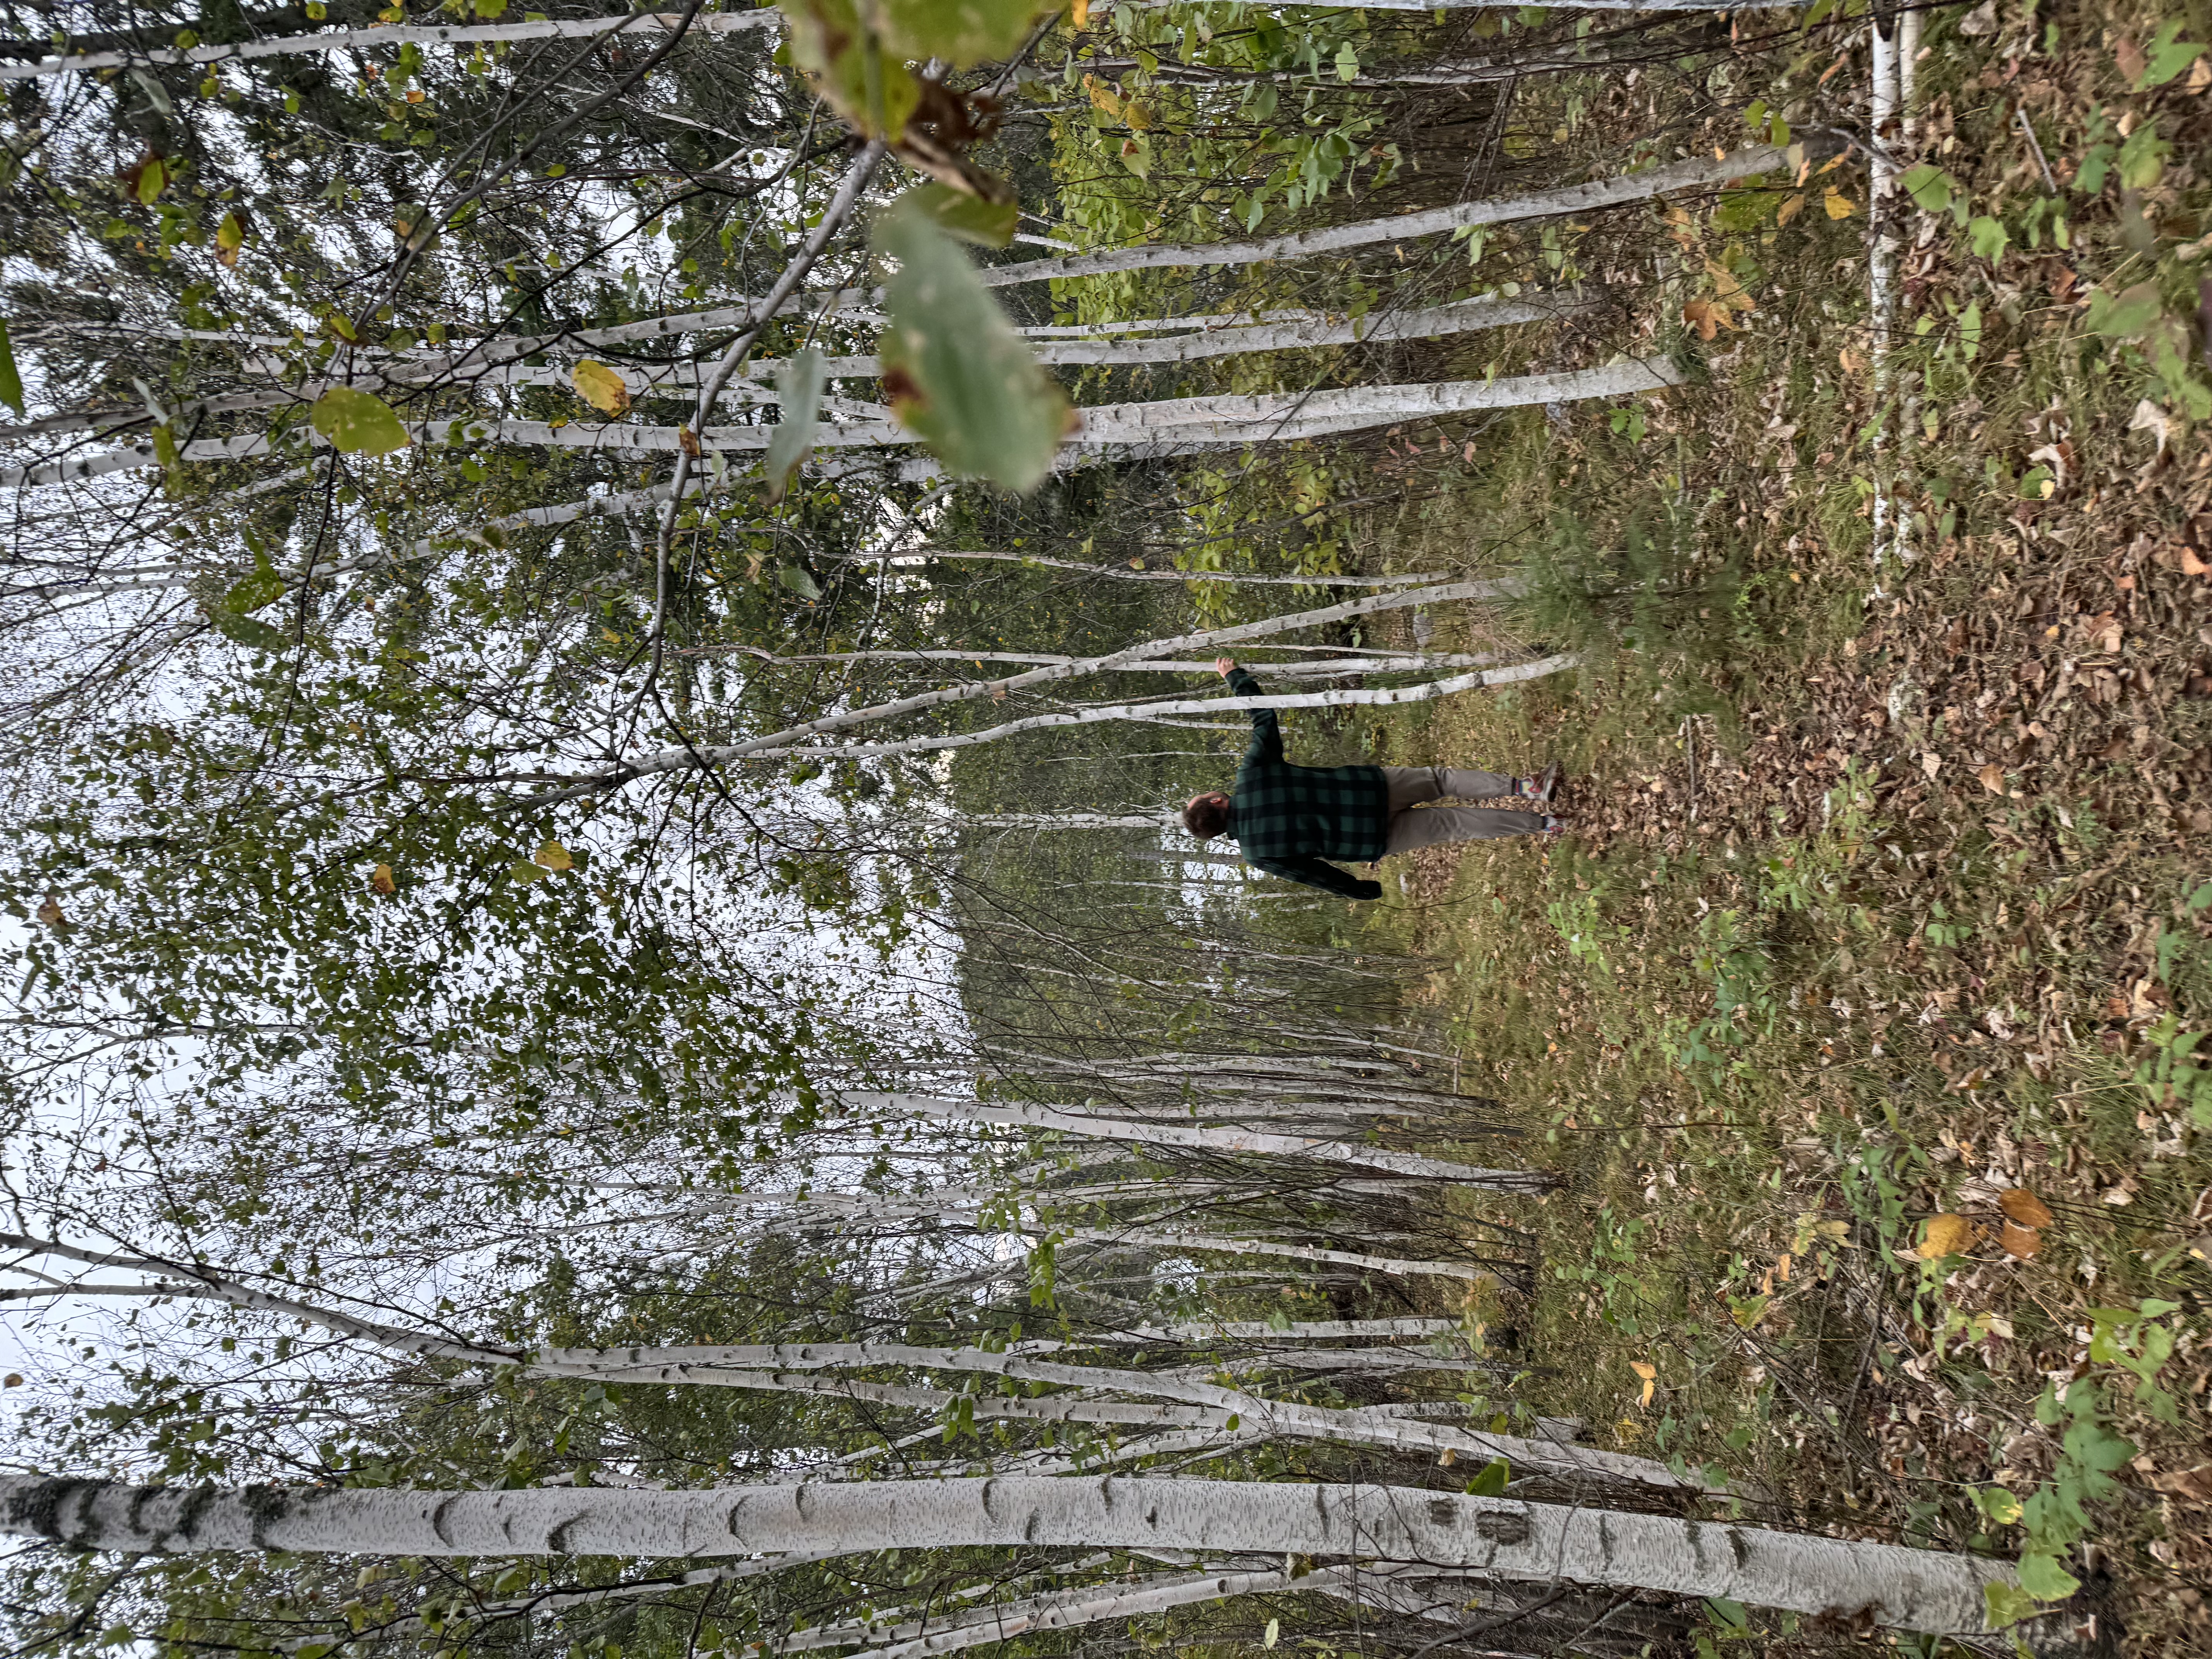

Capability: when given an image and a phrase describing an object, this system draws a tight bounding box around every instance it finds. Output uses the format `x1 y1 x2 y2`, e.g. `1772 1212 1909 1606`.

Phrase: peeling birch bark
0 1474 2018 1633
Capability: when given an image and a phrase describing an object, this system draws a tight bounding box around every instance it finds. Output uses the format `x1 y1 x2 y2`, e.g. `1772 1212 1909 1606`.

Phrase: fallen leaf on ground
1978 762 2009 794
1999 1187 2054 1229
1921 1213 1975 1258
2000 1221 2042 1258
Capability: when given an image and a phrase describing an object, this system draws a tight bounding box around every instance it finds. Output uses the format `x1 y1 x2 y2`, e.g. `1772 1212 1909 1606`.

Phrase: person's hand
1214 656 1235 677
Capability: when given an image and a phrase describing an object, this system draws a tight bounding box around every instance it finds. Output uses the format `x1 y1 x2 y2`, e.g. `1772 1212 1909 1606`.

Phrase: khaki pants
1380 765 1543 855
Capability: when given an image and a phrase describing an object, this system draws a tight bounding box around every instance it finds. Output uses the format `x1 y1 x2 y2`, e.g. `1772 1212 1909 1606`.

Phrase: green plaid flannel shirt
1224 666 1390 900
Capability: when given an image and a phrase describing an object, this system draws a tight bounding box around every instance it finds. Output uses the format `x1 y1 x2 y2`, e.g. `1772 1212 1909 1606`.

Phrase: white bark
760 656 1578 763
1869 19 1902 581
710 649 1492 673
830 1091 1545 1186
2 362 1668 489
0 1475 2018 1632
782 555 1450 587
975 149 1783 288
0 10 779 80
1057 1224 1499 1284
510 576 1518 804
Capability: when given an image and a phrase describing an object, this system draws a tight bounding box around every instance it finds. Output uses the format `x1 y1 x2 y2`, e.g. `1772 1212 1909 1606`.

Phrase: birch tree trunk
3 364 1668 488
0 1475 2018 1633
511 577 1518 805
831 1091 1547 1185
976 149 1781 288
757 656 1578 763
0 10 779 80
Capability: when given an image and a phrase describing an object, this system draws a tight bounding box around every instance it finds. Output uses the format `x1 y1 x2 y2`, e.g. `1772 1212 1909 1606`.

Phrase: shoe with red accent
1518 761 1563 805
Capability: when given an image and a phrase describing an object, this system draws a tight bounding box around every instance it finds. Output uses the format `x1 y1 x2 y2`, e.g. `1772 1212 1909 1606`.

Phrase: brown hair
1182 793 1230 839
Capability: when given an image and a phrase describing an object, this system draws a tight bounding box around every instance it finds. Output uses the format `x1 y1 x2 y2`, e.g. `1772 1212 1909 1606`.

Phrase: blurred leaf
905 183 1018 249
0 319 22 415
766 348 826 504
2016 1552 2080 1602
877 0 1060 65
1984 1582 2041 1630
311 387 410 455
1999 1188 2054 1229
223 550 286 615
532 842 574 872
1919 1213 1975 1259
2085 281 2163 339
875 193 1070 492
777 564 823 600
2136 20 2207 88
368 864 397 895
572 360 632 416
1966 215 2009 261
778 0 921 139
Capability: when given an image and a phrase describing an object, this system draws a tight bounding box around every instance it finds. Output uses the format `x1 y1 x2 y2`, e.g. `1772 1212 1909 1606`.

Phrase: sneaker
1539 814 1568 836
1518 762 1563 805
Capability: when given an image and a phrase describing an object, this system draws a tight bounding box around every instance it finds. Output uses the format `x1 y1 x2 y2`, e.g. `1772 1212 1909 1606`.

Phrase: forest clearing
2 2 2209 1657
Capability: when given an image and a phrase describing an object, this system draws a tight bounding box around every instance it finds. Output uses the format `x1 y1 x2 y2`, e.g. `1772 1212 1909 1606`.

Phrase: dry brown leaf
1998 1187 2054 1229
2000 1221 2042 1258
2150 1464 2212 1505
1776 192 1806 226
677 426 702 459
369 864 397 895
2116 35 2147 84
2182 546 2212 577
35 897 64 927
1978 762 2008 795
1920 1213 1975 1259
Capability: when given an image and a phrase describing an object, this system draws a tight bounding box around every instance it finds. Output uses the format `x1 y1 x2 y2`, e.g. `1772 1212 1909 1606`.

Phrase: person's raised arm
1220 658 1281 765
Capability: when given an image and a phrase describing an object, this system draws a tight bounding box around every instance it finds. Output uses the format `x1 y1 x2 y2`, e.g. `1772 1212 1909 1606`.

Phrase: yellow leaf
1124 100 1154 131
572 360 631 416
1999 1187 2054 1229
369 863 397 895
1629 1359 1656 1407
1083 74 1122 120
1920 1213 1975 1259
1776 192 1806 226
1071 0 1088 25
1824 187 1854 220
533 841 574 872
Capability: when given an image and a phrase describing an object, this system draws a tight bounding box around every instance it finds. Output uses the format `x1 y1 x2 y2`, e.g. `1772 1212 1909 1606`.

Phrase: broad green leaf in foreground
878 0 1060 67
0 319 22 415
310 387 410 455
766 347 826 505
875 193 1071 493
905 183 1018 249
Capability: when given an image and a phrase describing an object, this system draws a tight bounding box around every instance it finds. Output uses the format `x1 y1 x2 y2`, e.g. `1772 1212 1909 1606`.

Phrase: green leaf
1966 215 2009 262
508 860 549 884
2085 281 2163 340
311 387 410 455
1983 1582 2042 1630
223 550 286 615
1973 1486 2023 1525
875 195 1070 493
775 0 922 138
1702 1597 1748 1630
2117 120 2170 190
1959 300 1982 361
2137 19 2207 88
776 564 823 601
207 608 288 651
878 0 1060 67
474 0 509 15
1899 163 1956 216
1463 1457 1510 1496
1334 42 1357 82
2015 1552 2081 1602
905 183 1018 249
0 319 22 415
766 348 826 505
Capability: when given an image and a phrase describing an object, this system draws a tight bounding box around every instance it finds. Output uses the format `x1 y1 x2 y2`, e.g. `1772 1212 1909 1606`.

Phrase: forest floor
1336 16 2212 1656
